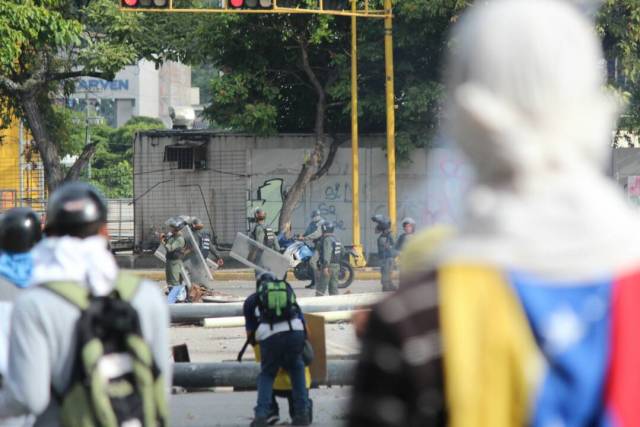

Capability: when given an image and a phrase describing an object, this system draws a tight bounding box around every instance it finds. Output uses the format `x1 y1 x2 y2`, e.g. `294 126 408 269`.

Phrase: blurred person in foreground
0 208 41 427
348 1 640 426
0 182 170 426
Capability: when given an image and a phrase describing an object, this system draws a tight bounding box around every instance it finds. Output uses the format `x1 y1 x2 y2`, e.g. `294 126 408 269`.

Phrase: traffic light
121 0 168 8
228 0 272 9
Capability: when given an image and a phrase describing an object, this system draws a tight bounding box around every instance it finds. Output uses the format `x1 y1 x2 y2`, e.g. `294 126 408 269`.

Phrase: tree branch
311 134 348 182
47 70 110 82
0 76 19 92
65 142 99 182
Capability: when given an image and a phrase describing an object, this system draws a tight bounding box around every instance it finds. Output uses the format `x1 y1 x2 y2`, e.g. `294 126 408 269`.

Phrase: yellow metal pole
383 0 396 234
350 0 366 267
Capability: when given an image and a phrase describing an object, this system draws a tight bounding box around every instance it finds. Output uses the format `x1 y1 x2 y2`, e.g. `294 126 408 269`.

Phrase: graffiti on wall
421 149 473 226
246 178 285 230
628 176 640 207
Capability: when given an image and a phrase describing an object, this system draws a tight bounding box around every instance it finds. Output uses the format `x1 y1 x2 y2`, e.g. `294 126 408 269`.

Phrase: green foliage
89 160 133 198
89 116 163 198
598 0 640 135
150 0 470 159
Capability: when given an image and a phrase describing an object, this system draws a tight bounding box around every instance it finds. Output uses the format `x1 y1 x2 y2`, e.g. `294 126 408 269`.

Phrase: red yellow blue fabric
438 264 640 427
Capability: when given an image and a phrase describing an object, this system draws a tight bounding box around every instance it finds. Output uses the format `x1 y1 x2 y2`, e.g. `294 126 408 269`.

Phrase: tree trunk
20 92 64 192
277 39 338 232
21 92 98 192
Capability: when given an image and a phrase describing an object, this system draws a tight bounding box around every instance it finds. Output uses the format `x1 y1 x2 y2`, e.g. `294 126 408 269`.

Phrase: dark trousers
255 331 309 419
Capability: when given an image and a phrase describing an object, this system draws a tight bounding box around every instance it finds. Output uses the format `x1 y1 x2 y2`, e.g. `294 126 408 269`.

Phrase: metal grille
133 134 248 251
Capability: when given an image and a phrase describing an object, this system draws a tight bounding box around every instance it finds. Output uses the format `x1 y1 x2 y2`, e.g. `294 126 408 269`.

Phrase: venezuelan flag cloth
438 264 640 427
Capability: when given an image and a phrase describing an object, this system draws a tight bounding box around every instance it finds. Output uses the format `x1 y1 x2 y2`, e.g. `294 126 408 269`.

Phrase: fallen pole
172 360 357 388
202 309 369 328
171 292 383 323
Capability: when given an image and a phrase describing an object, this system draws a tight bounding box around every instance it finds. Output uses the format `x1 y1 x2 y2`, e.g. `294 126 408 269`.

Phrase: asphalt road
169 279 379 426
170 387 352 427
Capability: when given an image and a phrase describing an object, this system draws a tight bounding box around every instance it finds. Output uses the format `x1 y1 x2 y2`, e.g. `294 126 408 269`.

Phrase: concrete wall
133 131 471 254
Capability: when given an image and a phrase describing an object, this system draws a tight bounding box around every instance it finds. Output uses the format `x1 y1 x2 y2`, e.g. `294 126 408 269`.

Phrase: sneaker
250 418 269 427
266 411 280 426
291 414 311 426
305 282 315 289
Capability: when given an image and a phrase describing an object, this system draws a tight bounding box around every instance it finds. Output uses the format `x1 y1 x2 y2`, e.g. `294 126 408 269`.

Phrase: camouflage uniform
164 232 186 286
317 233 341 296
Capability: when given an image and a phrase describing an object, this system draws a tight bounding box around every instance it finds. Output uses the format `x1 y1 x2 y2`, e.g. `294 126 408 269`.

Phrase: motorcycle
281 240 356 289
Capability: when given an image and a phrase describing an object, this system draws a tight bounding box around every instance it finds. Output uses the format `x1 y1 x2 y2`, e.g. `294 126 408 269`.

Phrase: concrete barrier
171 293 384 323
202 309 368 328
173 360 357 388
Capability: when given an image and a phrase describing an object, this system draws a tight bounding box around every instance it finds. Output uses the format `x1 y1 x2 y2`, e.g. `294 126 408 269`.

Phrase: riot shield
181 226 216 289
154 244 193 289
230 232 290 279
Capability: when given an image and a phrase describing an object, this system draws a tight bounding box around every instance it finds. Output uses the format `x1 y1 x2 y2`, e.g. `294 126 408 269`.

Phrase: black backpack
256 279 300 329
43 273 168 427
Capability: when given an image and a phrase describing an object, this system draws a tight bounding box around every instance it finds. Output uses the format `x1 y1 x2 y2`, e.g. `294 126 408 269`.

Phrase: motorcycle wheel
337 261 354 289
293 263 309 281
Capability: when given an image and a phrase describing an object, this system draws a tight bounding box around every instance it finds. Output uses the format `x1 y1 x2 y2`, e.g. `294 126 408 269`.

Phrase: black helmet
371 214 391 231
0 207 42 253
46 182 107 234
322 221 335 233
256 271 277 287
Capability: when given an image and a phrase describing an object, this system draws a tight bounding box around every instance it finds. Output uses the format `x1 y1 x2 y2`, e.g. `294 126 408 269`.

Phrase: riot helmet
254 207 267 221
371 214 391 233
311 209 322 222
322 221 335 234
191 217 204 230
0 207 42 253
402 217 416 226
45 182 108 238
402 217 416 233
166 216 187 231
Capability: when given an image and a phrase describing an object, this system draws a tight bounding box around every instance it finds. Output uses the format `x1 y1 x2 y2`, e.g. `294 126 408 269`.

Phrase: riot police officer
300 210 324 289
191 217 224 267
372 214 397 292
317 221 341 296
161 217 187 297
251 208 280 252
395 217 416 252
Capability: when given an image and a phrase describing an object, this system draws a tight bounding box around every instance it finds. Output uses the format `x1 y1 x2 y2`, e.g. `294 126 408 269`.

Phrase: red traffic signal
228 0 271 9
121 0 168 8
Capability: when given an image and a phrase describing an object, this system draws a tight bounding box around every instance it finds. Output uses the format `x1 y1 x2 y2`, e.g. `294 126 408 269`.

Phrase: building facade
0 120 46 212
70 60 200 128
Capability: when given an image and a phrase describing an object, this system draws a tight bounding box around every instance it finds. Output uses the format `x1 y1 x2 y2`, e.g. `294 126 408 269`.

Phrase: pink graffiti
629 176 640 197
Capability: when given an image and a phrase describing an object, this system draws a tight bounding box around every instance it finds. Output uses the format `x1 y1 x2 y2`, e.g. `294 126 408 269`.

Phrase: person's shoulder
12 284 69 318
132 280 168 314
243 292 258 308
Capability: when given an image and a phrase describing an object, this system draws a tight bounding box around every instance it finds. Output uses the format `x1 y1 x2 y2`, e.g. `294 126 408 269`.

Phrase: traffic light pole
383 0 397 235
350 0 366 267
